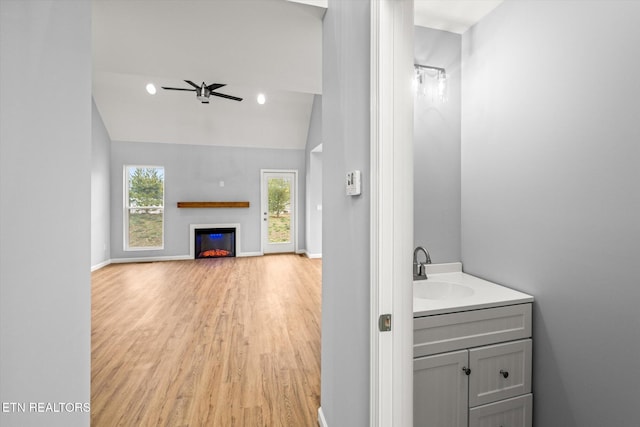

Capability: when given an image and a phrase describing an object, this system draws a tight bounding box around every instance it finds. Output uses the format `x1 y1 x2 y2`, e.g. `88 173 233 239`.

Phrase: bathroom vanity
413 263 534 427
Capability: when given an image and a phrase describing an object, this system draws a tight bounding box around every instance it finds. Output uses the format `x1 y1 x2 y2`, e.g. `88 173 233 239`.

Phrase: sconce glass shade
437 71 448 103
414 65 448 103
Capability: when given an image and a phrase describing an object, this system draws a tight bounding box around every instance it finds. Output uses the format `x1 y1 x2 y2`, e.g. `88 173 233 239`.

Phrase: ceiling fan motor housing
161 80 241 104
197 83 210 103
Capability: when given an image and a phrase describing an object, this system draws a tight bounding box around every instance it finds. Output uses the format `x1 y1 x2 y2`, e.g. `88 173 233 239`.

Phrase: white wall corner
91 259 112 272
295 249 322 259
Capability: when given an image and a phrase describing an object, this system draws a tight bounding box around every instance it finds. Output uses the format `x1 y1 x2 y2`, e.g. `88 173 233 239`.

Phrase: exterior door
261 170 296 254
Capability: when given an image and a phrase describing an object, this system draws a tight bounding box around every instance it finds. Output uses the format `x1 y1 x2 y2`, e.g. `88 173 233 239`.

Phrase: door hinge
378 314 392 332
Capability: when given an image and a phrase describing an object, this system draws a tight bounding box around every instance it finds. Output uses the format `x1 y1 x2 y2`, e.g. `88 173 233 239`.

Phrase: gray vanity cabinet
414 304 533 427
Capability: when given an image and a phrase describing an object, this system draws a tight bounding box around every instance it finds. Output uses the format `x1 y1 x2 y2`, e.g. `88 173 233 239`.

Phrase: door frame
260 169 298 255
370 0 414 426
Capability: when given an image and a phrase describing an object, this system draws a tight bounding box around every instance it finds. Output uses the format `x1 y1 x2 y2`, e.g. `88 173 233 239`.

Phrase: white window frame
123 165 165 251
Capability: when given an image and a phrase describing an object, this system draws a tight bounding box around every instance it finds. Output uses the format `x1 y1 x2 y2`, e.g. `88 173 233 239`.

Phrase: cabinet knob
462 367 471 375
500 370 509 379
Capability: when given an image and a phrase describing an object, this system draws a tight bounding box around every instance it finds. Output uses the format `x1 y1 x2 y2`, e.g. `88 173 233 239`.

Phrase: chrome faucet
413 246 432 280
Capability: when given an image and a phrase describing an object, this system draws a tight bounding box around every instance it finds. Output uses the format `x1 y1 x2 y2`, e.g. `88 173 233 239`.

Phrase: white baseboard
109 252 263 264
296 249 322 259
91 259 112 272
110 255 192 264
318 407 328 427
105 255 265 269
238 251 263 257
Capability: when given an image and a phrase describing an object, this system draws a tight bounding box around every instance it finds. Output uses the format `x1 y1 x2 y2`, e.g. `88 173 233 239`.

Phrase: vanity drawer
414 304 532 358
469 393 532 427
469 339 532 407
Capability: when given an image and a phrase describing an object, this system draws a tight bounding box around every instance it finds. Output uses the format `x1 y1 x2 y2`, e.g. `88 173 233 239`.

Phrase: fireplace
190 223 241 259
194 227 236 259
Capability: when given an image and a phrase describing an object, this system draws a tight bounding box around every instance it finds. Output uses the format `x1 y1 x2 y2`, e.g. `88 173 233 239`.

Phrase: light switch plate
346 170 361 196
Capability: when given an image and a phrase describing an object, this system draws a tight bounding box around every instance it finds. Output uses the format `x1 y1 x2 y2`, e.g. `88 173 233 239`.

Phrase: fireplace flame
199 249 230 258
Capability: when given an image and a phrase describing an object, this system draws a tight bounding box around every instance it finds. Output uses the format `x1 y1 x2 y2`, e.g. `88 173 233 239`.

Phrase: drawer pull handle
500 370 509 379
462 367 471 375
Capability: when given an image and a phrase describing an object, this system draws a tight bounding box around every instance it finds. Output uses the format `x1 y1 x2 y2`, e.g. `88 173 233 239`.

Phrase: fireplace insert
194 228 236 258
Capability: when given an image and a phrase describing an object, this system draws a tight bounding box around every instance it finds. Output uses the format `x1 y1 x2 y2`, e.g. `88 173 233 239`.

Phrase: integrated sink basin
413 262 534 317
414 281 474 300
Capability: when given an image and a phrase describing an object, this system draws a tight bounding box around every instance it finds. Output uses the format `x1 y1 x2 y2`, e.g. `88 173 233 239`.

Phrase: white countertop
413 262 534 317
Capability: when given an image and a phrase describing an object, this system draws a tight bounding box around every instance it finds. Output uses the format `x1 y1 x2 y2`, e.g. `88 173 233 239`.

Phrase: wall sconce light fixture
414 64 448 103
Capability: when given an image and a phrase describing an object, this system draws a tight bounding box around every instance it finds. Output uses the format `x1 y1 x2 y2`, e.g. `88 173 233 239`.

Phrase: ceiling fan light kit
161 80 243 104
145 83 157 95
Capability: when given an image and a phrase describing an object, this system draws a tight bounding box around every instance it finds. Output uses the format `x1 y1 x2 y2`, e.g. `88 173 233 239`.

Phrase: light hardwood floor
91 254 321 426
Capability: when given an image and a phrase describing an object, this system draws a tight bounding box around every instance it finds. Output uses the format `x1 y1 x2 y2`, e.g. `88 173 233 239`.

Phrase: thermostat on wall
346 170 361 196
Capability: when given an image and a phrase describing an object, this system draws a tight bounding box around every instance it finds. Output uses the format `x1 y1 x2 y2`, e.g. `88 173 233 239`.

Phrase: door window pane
267 177 291 243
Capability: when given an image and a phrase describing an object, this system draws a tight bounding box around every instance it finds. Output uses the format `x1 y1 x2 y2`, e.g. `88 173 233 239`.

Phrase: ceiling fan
161 80 243 104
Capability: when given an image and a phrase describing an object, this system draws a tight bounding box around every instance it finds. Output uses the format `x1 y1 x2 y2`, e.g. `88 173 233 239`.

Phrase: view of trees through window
125 166 164 249
267 177 291 243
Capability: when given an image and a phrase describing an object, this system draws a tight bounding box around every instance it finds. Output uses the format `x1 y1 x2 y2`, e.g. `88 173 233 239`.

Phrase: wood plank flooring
91 254 321 426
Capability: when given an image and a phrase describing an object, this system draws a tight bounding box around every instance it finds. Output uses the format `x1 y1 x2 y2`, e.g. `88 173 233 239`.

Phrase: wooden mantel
177 202 250 208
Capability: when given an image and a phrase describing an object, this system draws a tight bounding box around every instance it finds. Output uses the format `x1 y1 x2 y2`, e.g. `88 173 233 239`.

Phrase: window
124 165 164 250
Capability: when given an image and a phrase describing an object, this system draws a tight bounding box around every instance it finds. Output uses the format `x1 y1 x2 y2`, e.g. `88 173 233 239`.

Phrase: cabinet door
469 394 533 427
414 350 468 427
469 339 532 407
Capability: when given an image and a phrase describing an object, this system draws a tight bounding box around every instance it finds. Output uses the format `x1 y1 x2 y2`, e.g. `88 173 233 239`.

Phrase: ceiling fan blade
207 83 226 91
210 92 243 102
161 87 196 92
184 80 200 89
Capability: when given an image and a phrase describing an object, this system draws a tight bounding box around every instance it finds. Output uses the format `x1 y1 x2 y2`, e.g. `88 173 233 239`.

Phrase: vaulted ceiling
92 0 502 150
92 0 323 149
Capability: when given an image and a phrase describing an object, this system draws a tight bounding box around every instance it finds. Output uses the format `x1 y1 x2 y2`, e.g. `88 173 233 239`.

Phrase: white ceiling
415 1 503 34
92 0 501 149
92 0 323 149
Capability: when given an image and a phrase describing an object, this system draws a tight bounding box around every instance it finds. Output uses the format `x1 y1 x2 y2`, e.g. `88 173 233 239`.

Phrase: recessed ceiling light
146 83 157 95
257 93 266 105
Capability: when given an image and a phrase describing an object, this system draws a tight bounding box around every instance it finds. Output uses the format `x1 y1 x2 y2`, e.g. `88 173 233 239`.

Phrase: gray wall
414 26 461 263
305 94 323 257
0 1 91 426
321 0 371 425
110 141 306 259
461 1 640 426
92 99 111 269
